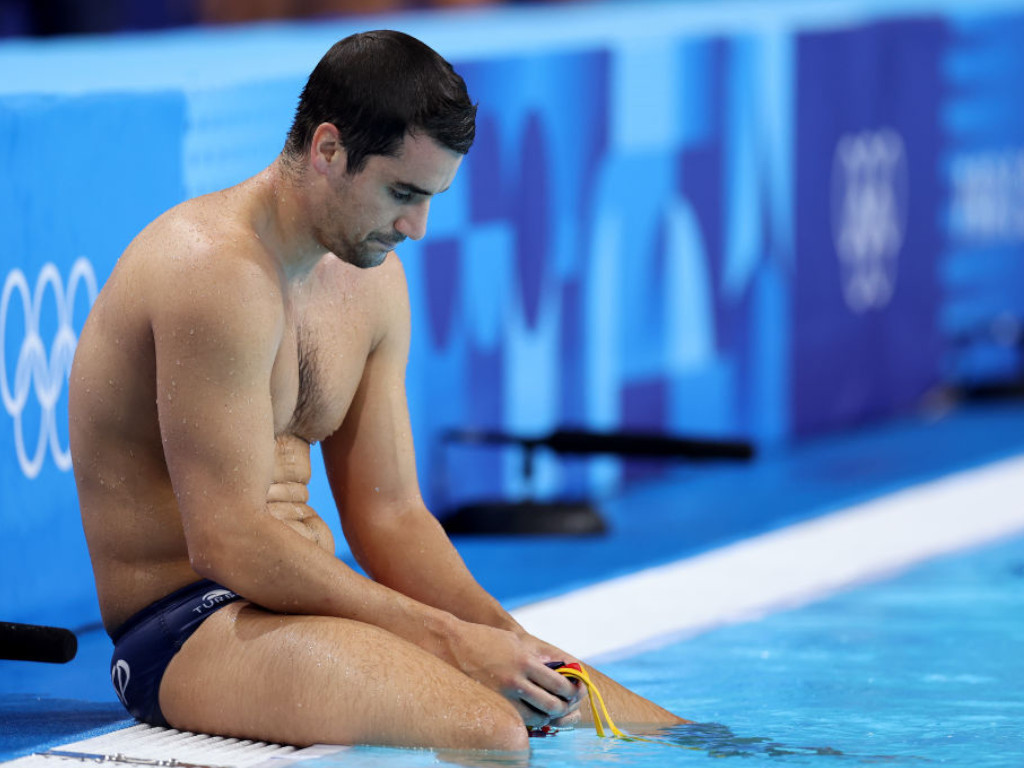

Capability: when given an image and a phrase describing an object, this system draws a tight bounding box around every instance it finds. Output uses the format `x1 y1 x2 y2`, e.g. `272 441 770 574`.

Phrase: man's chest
270 283 377 444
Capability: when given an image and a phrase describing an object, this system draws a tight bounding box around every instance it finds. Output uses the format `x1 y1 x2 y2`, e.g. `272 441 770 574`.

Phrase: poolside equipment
442 429 754 534
0 621 77 664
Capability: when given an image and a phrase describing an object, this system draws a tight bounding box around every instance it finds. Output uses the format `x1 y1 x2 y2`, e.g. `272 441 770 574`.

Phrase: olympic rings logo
1 259 98 479
830 128 908 314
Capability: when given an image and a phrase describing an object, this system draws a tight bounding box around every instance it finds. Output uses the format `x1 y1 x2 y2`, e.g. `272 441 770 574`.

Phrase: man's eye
390 188 413 203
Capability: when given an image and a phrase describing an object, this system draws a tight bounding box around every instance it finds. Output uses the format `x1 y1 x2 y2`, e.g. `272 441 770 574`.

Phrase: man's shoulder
138 193 251 258
125 204 283 340
133 196 278 290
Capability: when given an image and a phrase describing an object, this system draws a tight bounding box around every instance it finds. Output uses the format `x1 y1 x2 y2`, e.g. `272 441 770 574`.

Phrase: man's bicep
322 341 422 516
152 287 280 534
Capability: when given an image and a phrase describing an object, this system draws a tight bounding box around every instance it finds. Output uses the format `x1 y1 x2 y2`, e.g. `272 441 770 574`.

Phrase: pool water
301 533 1024 766
644 534 1024 765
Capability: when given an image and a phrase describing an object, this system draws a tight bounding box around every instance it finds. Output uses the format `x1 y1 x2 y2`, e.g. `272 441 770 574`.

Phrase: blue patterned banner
941 11 1024 388
791 19 946 435
0 92 186 626
4 3 1024 628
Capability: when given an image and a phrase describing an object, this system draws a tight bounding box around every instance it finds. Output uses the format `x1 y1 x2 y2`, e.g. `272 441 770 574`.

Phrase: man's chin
362 249 390 269
334 247 389 269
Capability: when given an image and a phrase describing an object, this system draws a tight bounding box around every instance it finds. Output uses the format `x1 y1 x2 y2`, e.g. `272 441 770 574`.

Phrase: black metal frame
0 621 78 663
441 429 755 535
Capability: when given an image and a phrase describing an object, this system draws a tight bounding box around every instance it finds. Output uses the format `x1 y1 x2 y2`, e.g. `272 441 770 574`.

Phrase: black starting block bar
441 429 755 535
0 621 78 663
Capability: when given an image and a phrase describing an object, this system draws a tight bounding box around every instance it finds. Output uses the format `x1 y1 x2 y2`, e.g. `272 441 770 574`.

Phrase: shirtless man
69 30 684 751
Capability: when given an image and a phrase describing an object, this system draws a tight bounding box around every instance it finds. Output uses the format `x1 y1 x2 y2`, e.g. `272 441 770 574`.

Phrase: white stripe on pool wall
512 453 1024 662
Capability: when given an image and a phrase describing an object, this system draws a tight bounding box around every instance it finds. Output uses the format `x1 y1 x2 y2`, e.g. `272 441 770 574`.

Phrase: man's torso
69 180 394 633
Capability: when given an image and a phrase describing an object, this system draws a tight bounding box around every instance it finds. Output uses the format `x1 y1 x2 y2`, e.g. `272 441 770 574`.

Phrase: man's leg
158 602 529 751
578 666 689 727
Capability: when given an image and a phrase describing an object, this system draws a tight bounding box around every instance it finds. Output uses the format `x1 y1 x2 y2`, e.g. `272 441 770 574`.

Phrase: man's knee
470 700 529 751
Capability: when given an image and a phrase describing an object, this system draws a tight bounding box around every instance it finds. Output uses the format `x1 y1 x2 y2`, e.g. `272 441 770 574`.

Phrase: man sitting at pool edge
69 29 686 751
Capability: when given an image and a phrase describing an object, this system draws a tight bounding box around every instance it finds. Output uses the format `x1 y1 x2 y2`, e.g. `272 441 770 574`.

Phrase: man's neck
251 158 326 283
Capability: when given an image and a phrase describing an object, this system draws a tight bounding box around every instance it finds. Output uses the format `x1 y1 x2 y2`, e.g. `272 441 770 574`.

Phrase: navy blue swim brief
110 579 243 726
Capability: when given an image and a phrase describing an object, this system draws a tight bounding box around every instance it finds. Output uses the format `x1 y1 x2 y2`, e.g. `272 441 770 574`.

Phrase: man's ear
310 122 346 176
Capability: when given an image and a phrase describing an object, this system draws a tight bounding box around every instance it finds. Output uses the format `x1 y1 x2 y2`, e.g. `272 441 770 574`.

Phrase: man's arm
317 257 585 722
320 256 524 629
320 256 685 728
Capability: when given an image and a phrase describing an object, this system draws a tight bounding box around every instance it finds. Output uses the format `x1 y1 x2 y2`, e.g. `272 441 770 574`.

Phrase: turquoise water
301 533 1024 766
648 535 1024 765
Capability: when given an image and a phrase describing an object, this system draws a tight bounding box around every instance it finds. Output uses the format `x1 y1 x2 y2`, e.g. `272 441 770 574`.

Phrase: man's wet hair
284 30 477 173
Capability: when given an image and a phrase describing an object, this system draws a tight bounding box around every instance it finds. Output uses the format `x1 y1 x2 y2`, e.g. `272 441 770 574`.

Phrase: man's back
69 177 384 634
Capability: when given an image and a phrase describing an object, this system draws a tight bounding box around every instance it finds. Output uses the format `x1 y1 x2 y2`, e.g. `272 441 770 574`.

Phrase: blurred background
2 0 1024 633
0 0 589 36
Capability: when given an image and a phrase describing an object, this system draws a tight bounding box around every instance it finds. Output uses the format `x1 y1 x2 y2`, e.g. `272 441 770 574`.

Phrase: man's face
316 131 463 269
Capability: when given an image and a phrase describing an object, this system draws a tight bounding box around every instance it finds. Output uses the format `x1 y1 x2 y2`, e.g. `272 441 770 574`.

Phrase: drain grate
4 724 347 768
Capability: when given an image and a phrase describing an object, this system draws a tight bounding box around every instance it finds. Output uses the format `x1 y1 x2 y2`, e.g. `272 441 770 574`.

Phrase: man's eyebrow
394 181 451 196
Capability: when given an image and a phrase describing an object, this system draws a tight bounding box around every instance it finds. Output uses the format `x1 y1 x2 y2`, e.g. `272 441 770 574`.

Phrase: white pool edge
511 453 1024 662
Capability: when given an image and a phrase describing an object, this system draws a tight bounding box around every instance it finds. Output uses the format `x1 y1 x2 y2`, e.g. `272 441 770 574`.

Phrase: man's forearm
347 504 521 632
194 514 465 661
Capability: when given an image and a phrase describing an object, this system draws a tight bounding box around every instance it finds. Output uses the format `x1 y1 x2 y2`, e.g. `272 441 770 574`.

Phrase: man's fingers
548 708 584 729
515 681 576 720
531 663 582 704
512 698 550 727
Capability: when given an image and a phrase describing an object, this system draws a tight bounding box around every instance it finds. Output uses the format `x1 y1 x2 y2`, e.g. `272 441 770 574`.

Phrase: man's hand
516 633 586 728
514 630 692 728
448 622 583 726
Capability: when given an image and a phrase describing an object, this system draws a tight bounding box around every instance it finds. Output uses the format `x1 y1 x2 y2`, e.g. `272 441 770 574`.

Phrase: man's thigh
158 601 527 751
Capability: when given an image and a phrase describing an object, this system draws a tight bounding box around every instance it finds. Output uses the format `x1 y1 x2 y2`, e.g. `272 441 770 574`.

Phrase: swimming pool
294 532 1024 766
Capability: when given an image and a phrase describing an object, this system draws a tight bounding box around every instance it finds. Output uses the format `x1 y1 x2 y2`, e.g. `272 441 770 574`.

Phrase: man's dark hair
284 30 476 174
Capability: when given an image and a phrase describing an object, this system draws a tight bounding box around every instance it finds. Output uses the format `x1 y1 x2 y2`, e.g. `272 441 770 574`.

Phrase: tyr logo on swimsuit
192 589 237 614
112 659 131 707
0 258 98 479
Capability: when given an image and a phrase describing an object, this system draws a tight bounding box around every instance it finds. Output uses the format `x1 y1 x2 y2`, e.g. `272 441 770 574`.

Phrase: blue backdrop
792 19 945 434
0 92 186 626
2 1 1024 629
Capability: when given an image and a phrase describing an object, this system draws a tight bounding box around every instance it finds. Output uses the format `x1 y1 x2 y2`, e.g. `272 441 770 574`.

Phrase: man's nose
395 200 430 241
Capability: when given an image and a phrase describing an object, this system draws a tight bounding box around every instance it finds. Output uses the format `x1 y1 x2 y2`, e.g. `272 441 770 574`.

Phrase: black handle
0 621 78 663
